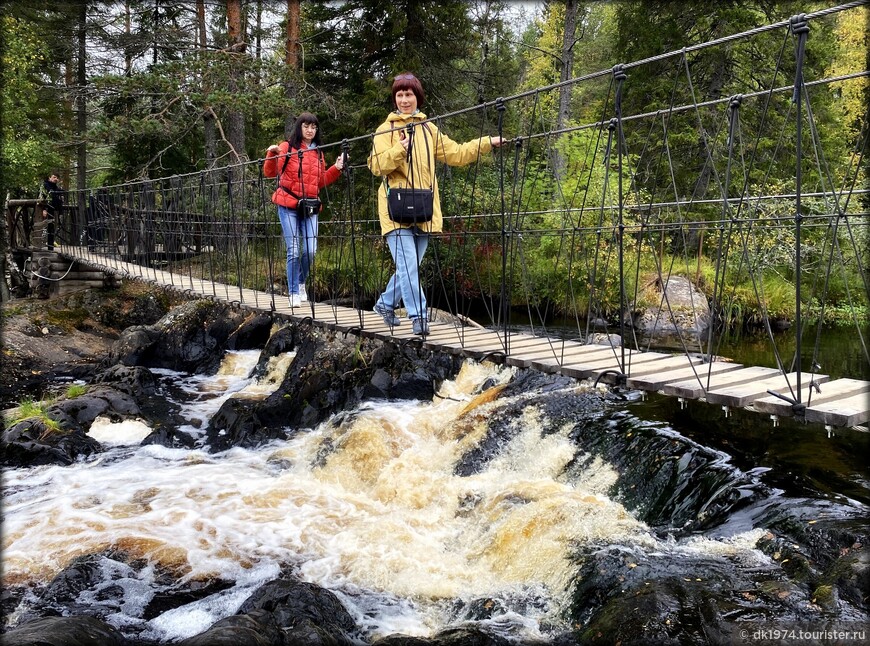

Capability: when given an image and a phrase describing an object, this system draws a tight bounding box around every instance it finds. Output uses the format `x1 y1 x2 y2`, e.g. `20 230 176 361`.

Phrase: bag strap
276 144 306 199
381 121 435 196
279 140 292 176
405 122 433 191
279 144 324 199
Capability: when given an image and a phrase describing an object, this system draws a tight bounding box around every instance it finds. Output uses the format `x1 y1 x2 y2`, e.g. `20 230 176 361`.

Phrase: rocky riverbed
2 286 867 645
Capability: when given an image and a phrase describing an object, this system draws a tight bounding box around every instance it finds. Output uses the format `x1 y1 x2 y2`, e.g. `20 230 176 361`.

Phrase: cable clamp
611 64 627 82
789 13 809 35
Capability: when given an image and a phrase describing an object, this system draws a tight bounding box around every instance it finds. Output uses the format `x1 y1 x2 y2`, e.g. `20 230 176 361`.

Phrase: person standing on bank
264 112 345 307
368 72 503 335
38 173 63 250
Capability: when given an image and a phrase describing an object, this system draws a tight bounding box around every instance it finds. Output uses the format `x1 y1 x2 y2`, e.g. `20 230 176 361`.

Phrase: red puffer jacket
264 142 341 210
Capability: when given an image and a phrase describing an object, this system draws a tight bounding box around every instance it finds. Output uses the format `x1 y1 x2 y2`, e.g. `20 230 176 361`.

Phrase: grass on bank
4 385 89 434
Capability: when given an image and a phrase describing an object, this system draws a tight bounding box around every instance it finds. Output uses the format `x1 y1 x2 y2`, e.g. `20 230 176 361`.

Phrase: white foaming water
1 352 771 642
88 416 153 445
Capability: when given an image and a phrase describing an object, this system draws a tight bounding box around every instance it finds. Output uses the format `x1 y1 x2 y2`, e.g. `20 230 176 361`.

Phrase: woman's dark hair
391 72 425 109
288 112 321 148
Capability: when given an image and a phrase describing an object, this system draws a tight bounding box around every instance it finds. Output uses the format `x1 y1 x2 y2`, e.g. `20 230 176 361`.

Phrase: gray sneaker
412 318 429 335
374 303 401 326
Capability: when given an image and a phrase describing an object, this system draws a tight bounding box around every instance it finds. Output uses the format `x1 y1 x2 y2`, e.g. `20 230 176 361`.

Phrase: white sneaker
299 284 308 302
289 294 302 307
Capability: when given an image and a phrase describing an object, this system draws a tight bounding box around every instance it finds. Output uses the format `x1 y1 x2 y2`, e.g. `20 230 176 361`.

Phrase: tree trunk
75 1 88 245
226 0 246 163
197 0 216 168
552 0 578 181
284 0 300 137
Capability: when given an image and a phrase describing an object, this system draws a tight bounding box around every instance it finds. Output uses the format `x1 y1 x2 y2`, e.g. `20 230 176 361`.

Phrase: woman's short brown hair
391 72 425 108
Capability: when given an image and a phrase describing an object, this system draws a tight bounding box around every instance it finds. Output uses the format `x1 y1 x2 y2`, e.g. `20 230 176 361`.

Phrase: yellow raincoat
367 110 494 236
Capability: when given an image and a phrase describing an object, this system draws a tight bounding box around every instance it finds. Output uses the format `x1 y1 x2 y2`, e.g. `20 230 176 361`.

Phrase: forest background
1 0 867 325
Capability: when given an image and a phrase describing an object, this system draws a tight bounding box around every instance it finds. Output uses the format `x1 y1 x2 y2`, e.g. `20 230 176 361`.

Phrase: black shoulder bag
387 124 434 225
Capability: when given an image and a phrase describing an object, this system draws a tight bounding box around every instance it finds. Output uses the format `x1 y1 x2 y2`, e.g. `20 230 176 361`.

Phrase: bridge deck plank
626 361 743 391
662 366 782 400
804 391 870 428
752 378 870 418
706 372 830 408
505 340 593 368
572 352 692 382
521 345 630 373
529 347 647 378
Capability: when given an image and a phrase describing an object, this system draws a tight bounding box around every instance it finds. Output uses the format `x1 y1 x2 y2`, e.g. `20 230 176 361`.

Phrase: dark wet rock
2 381 159 466
46 361 104 383
94 365 158 397
7 550 227 638
141 425 196 448
374 636 433 645
105 324 162 368
104 300 249 374
226 312 273 350
207 323 462 452
16 553 112 622
206 397 290 450
176 609 285 646
142 578 236 621
251 325 297 379
46 385 141 428
569 546 805 646
566 411 767 532
237 577 358 639
0 615 129 646
755 512 870 612
173 577 364 645
12 552 152 626
429 626 524 645
456 596 507 621
0 418 101 467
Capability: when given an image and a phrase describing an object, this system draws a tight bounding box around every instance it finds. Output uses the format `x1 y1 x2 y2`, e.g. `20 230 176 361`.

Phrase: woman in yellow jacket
367 72 504 335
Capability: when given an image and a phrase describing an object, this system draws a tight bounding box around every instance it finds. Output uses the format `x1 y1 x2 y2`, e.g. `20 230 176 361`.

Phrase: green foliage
44 306 89 332
5 397 61 433
0 15 64 197
64 384 88 399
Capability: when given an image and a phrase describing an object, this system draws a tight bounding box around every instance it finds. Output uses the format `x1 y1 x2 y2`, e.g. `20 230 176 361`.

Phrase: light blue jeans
277 205 318 295
377 227 429 320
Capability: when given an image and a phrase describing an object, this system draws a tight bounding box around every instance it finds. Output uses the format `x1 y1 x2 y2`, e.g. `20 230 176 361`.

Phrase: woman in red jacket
264 112 345 307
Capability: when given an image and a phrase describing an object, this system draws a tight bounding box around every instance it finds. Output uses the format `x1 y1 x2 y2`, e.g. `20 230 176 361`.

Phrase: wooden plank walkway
57 246 870 430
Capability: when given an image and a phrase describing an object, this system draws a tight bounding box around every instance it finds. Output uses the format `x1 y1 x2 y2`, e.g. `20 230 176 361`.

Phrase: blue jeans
277 205 318 294
377 227 429 320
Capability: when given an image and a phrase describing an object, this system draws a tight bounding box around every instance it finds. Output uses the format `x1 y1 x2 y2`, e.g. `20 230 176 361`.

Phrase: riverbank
0 283 181 409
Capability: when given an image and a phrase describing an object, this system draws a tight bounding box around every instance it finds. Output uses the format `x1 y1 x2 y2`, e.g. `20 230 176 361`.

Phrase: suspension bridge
6 4 869 431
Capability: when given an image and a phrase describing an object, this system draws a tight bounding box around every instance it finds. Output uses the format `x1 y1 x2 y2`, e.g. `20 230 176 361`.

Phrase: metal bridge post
705 95 743 376
613 64 628 375
495 97 510 355
791 13 809 403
